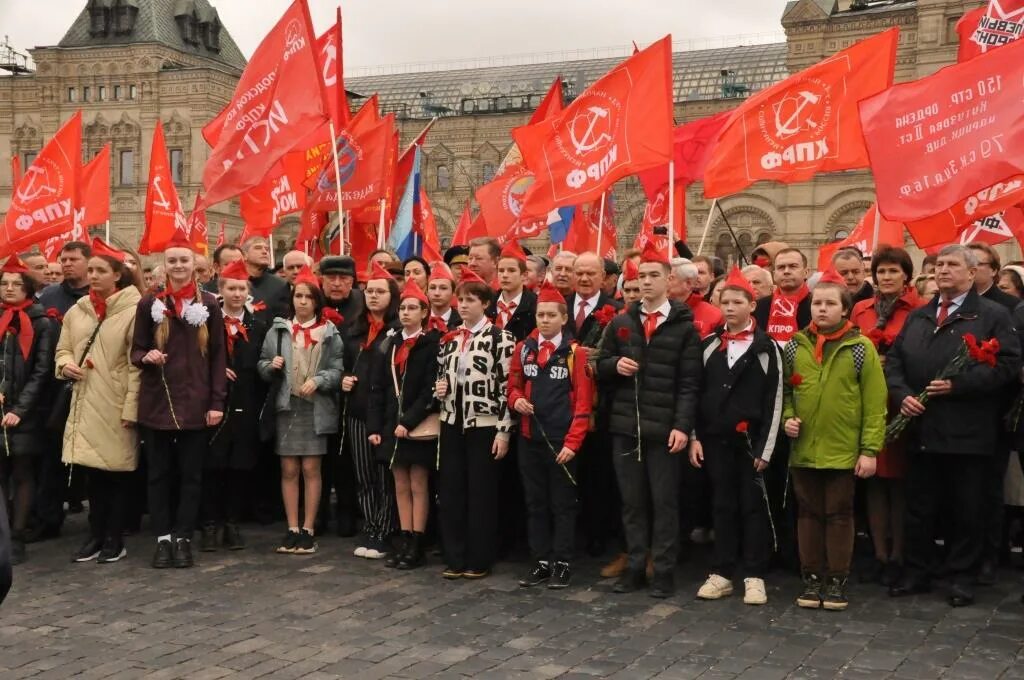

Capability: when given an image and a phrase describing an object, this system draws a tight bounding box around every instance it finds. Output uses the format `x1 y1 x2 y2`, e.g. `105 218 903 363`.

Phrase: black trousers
31 431 66 531
87 468 128 543
904 451 987 585
144 428 206 538
680 459 712 538
983 444 1010 564
612 435 681 577
318 432 359 527
200 469 248 526
704 439 772 579
518 436 578 563
438 423 499 572
579 430 621 549
498 437 527 554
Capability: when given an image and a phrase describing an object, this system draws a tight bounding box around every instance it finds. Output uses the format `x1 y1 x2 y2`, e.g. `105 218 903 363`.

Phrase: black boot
386 532 410 568
199 524 219 552
221 523 246 550
397 532 425 570
10 532 26 565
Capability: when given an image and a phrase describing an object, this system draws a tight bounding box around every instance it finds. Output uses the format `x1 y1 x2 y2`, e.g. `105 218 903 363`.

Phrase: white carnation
150 298 168 324
182 302 210 327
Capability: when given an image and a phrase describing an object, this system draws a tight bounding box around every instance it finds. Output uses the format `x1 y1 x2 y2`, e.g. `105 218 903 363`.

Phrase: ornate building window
23 151 37 167
113 85 121 100
112 0 139 36
129 84 137 100
436 165 450 191
83 86 91 102
119 150 134 185
169 149 184 184
98 85 107 101
67 87 77 102
87 0 111 37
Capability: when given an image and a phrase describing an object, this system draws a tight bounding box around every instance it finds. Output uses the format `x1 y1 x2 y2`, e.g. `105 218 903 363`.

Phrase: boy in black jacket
690 267 782 606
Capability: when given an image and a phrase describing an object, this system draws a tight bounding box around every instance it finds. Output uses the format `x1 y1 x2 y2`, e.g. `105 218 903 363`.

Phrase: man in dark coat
832 247 874 306
241 236 290 318
596 244 701 598
887 245 1021 607
752 248 812 346
320 256 365 322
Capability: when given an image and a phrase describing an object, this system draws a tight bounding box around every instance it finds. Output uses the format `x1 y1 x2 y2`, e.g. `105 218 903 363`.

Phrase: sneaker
10 536 25 565
462 569 490 580
822 576 849 611
222 523 246 551
293 529 318 555
363 538 388 560
199 524 219 552
172 538 193 568
277 530 300 554
353 534 370 557
97 538 127 564
519 561 552 587
796 572 823 609
743 578 768 605
152 539 174 569
697 574 734 600
547 562 572 590
72 537 103 563
442 566 464 580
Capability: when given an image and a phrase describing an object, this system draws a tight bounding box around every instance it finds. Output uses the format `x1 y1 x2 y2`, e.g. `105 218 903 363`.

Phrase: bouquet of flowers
582 304 619 348
885 333 999 443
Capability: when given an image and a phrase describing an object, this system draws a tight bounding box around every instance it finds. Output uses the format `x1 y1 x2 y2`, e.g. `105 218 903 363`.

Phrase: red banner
705 28 898 198
185 193 209 256
2 112 81 257
817 204 904 271
475 163 535 236
139 122 186 254
450 201 475 247
40 144 109 262
512 36 673 220
956 206 1024 246
562 193 617 260
636 182 686 249
957 1 1024 62
417 184 443 263
201 0 328 208
308 113 395 212
638 111 730 200
239 152 307 233
859 35 1024 247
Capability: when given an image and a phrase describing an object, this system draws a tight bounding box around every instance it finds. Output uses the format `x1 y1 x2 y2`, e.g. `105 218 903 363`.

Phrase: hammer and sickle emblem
321 37 337 87
569 106 612 155
773 90 821 139
16 166 57 203
152 175 172 210
773 298 796 317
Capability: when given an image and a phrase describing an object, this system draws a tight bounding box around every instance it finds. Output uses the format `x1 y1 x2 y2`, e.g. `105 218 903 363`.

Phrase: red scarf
427 315 448 333
292 319 323 349
719 321 755 351
224 315 249 358
808 320 854 364
363 316 384 349
766 284 809 343
394 335 419 373
89 289 109 322
0 300 33 360
163 281 197 317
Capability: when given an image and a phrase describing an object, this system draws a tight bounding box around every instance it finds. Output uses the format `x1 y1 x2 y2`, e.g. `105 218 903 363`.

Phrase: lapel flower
181 301 210 327
321 307 343 326
736 420 749 434
150 298 169 324
616 327 632 342
593 304 617 327
789 373 804 387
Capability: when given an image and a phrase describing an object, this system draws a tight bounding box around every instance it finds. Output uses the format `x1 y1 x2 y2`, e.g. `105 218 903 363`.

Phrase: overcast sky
1 1 785 73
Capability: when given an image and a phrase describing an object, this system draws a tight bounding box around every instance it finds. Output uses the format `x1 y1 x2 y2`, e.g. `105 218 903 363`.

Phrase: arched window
436 165 450 191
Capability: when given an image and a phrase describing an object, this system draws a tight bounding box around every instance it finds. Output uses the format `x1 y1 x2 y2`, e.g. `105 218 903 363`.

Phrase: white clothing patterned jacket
437 321 516 440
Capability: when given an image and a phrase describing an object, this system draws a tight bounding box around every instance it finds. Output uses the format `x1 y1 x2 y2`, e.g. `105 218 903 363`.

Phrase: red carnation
593 304 617 327
735 421 749 434
251 301 267 312
616 327 632 341
321 308 344 326
45 308 63 322
789 373 804 387
85 358 94 369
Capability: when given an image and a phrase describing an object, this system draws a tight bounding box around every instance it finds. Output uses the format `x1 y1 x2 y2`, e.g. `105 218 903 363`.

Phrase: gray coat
257 318 344 436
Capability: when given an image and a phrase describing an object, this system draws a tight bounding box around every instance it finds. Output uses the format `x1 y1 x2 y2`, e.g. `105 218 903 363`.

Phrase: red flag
139 123 186 254
859 35 1024 247
475 163 535 236
817 204 904 271
562 193 617 260
349 220 378 272
185 193 209 256
309 113 395 212
10 155 20 188
202 106 228 149
451 201 474 247
40 144 110 262
704 28 898 198
201 0 329 208
239 152 307 233
636 182 686 249
955 207 1024 246
2 112 81 257
417 185 443 263
497 78 565 174
956 1 1024 62
638 111 730 200
215 220 226 248
512 36 673 219
292 13 352 152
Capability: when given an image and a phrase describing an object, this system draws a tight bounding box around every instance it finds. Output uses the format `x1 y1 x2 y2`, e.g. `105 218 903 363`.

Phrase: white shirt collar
941 290 969 308
401 328 422 341
500 290 524 307
464 317 488 335
577 291 602 311
641 299 671 318
539 332 562 348
434 307 452 322
223 308 245 321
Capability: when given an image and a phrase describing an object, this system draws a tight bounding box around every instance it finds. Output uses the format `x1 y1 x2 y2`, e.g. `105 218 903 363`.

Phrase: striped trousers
346 417 396 541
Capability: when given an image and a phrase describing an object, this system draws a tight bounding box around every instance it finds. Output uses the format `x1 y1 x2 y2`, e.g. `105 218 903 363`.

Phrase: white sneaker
743 577 767 605
363 547 386 560
353 546 368 557
697 574 733 600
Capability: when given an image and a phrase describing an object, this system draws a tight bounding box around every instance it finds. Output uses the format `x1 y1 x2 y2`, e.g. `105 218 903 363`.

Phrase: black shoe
976 560 997 586
519 561 552 587
72 536 103 563
649 572 675 599
24 523 61 544
10 536 26 565
397 532 425 570
294 529 317 554
336 514 358 538
221 523 246 551
822 576 849 611
548 562 572 590
796 572 823 608
172 538 193 568
881 561 902 588
199 524 219 553
442 566 463 579
276 530 300 554
948 583 975 607
889 576 931 598
67 500 85 514
612 569 646 594
152 540 174 569
859 559 884 584
386 532 411 568
97 538 126 564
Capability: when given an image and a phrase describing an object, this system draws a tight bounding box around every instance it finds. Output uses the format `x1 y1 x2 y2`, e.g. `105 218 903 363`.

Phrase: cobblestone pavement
2 516 1024 679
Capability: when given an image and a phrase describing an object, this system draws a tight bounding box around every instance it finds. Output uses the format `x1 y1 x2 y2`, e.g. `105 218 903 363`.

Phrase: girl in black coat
0 256 57 565
200 260 270 553
342 262 399 560
368 281 440 569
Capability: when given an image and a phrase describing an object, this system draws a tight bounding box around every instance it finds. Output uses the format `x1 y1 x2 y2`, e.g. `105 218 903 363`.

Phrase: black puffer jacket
886 289 1021 456
595 301 702 442
0 304 58 452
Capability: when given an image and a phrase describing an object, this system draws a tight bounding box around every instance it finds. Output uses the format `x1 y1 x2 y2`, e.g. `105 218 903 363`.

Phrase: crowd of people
2 232 1024 612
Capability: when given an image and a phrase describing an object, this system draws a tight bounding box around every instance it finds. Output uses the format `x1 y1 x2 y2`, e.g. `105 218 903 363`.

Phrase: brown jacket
131 291 227 431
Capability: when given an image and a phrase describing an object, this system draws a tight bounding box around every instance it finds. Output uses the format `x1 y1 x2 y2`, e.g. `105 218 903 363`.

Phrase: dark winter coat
488 289 537 343
248 269 290 319
0 304 58 454
37 281 89 316
595 300 702 442
341 313 395 422
566 291 622 347
885 289 1021 456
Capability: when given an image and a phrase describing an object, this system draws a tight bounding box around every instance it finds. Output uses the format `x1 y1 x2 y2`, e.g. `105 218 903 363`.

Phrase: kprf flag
859 34 1024 247
2 111 81 257
638 110 730 200
139 122 186 254
513 36 673 220
956 0 1024 62
955 207 1024 246
293 12 354 153
817 204 904 271
40 144 110 262
476 163 535 237
240 152 307 233
497 77 564 173
309 113 395 212
201 0 328 208
704 28 898 198
637 182 686 248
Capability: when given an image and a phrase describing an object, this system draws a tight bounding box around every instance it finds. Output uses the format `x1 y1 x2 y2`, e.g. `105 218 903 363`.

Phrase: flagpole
667 160 675 259
870 204 881 259
269 236 276 269
328 121 347 256
696 198 718 256
105 219 110 242
596 192 606 256
377 197 386 249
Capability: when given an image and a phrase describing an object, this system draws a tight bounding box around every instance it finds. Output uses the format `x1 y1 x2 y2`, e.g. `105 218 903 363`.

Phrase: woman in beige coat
56 239 142 564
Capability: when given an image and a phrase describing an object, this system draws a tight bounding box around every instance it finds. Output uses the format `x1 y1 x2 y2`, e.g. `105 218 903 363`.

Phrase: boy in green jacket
782 271 886 611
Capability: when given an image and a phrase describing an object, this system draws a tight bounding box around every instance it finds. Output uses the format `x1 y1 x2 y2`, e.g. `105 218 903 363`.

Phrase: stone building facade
1 0 989 264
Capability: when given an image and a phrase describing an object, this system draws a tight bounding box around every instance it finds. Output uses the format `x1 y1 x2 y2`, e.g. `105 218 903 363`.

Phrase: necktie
937 299 953 325
575 300 588 330
537 340 555 367
394 337 418 372
719 328 753 351
292 322 320 348
497 300 517 329
643 310 661 342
